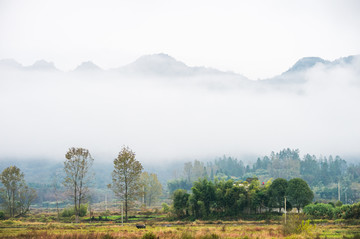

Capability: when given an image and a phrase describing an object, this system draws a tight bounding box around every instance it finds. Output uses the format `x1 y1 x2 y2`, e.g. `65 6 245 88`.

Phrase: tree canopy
111 146 143 221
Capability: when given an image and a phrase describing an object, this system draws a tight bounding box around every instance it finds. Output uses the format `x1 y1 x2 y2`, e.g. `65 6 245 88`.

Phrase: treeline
168 149 360 203
0 146 162 221
171 177 313 219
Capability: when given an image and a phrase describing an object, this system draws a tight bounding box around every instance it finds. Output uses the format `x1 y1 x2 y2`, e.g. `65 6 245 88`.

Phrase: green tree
140 172 162 207
0 166 36 217
190 178 215 218
63 147 94 223
214 179 247 216
172 189 190 217
286 178 314 213
111 146 143 221
268 178 288 212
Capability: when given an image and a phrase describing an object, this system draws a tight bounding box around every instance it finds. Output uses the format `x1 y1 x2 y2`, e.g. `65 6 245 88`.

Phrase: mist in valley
1 54 359 166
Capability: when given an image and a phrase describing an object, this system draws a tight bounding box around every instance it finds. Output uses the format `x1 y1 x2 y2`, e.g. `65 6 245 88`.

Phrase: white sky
1 0 360 79
0 0 360 164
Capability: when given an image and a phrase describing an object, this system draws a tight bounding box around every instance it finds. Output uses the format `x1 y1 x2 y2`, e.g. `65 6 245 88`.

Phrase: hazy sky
0 58 359 162
1 0 360 79
1 0 360 164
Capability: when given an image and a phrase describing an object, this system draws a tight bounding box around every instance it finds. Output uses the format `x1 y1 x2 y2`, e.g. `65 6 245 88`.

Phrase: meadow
1 214 360 239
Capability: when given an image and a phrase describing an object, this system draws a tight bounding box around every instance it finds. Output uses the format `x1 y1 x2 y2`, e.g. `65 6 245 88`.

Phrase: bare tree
110 146 143 221
63 147 94 223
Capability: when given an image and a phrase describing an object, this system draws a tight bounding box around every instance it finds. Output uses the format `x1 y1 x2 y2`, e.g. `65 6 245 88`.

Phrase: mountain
262 55 360 84
0 59 23 70
73 61 102 72
284 57 330 74
27 60 58 71
0 59 59 72
116 53 244 78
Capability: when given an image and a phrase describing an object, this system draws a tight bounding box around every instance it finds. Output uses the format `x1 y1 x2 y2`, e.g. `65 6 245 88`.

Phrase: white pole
285 196 287 224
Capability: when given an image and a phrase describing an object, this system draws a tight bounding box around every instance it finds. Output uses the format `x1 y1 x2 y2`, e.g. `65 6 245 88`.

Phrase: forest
1 148 360 211
168 149 360 203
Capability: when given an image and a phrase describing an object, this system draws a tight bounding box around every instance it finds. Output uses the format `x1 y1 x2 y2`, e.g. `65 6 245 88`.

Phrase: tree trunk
125 183 128 221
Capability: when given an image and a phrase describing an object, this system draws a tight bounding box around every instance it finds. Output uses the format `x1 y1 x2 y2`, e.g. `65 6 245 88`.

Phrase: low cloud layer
0 56 359 163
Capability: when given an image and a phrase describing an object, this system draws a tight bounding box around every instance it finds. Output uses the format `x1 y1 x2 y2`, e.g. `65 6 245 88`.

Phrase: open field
1 219 360 239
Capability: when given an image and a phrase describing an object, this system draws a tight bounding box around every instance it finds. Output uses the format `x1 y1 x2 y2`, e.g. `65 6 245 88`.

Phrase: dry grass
1 220 360 238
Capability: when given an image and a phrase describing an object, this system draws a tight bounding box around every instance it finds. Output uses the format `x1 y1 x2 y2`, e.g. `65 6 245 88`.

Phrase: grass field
1 218 360 239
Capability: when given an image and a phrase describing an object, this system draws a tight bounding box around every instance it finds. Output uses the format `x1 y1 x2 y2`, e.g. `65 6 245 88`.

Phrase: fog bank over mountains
0 54 359 163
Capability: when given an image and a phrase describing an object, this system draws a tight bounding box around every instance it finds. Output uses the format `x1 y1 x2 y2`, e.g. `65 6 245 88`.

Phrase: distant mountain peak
74 61 102 71
0 58 23 69
29 60 57 71
118 53 244 78
285 57 329 74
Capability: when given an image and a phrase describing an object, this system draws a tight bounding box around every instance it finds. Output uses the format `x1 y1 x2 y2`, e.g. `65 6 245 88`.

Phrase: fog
0 56 359 163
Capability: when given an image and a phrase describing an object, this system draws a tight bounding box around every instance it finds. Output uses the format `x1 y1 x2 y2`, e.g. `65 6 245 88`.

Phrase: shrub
61 204 88 217
103 234 115 239
297 219 316 234
303 203 334 219
39 215 49 223
100 210 110 216
0 211 5 220
200 233 221 239
345 202 360 219
162 203 170 213
142 232 157 239
335 200 343 207
180 231 195 239
282 214 307 235
2 220 15 225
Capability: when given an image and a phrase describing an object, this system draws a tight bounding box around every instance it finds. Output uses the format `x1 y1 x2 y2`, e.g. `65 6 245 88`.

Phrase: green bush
200 233 221 239
142 232 157 239
282 214 308 235
102 234 115 239
335 200 343 207
2 220 15 225
345 202 360 219
39 215 49 223
0 211 5 220
303 203 334 219
162 203 170 213
334 204 351 219
61 204 88 217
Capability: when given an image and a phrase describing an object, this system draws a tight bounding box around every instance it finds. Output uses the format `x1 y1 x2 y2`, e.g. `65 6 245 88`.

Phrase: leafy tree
183 162 193 183
320 158 330 185
140 172 162 207
214 156 245 177
268 178 288 212
111 146 143 221
172 189 190 217
167 178 192 193
63 147 94 223
286 178 314 212
0 166 36 217
190 178 215 218
253 180 270 213
247 179 261 213
300 154 319 186
269 149 300 179
215 179 247 216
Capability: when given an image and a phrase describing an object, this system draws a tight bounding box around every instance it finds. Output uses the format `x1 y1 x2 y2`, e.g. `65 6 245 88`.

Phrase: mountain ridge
1 54 359 82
